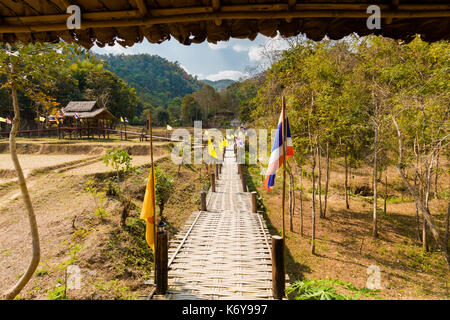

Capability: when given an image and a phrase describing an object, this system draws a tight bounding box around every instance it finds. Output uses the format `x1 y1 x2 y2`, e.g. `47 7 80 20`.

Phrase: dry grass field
1 134 448 300
246 160 449 300
0 134 208 299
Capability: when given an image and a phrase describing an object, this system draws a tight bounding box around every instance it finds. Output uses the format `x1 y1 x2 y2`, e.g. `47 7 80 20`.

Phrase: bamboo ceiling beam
135 0 148 16
3 10 141 24
1 2 450 34
386 0 400 24
3 3 450 25
286 0 296 23
1 9 449 33
212 0 222 26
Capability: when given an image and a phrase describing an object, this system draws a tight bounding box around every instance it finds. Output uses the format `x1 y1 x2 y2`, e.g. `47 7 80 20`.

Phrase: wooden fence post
156 230 168 295
211 172 216 192
251 191 257 213
272 235 285 300
201 190 207 211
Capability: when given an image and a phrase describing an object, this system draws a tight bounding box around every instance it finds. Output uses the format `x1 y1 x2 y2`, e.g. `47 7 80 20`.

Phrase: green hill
98 54 203 109
201 79 235 91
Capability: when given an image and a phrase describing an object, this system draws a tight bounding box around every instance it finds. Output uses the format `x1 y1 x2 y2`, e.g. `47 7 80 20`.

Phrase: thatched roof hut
0 1 448 48
62 101 115 120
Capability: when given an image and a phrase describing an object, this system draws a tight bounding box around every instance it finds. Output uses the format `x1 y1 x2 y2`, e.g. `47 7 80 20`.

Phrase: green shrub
286 279 381 300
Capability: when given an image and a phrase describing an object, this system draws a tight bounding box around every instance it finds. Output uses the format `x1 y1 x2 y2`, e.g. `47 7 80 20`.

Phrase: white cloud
208 41 229 50
200 70 249 81
248 46 264 62
232 44 250 52
93 43 128 55
179 64 190 73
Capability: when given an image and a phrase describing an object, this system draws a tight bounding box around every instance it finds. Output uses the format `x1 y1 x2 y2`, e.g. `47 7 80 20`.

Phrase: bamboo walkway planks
160 144 273 300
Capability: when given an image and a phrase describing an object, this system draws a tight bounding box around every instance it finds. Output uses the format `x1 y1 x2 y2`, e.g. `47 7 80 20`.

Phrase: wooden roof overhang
63 108 116 120
0 1 449 48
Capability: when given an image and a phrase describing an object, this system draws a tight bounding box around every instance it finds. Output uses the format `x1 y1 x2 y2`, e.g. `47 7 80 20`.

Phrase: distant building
62 101 115 122
61 101 116 139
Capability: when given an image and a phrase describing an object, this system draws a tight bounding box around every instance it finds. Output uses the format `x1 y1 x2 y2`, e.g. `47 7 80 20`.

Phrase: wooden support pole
211 172 216 192
251 191 257 213
216 163 219 177
155 230 168 295
240 170 247 192
238 163 242 174
201 190 207 211
272 235 285 300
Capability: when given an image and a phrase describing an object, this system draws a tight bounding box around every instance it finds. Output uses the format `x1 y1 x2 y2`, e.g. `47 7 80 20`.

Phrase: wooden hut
62 101 115 139
0 1 448 48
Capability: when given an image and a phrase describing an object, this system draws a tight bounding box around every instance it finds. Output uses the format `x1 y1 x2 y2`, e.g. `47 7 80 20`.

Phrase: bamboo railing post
201 190 207 211
211 172 216 192
272 235 285 300
251 191 257 213
155 230 168 295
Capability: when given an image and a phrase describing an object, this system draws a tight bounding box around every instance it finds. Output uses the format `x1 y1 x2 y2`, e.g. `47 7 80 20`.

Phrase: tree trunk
323 141 330 218
373 124 378 238
3 73 41 300
445 201 449 254
160 202 165 219
299 166 304 237
345 151 349 209
423 218 428 252
311 150 317 255
434 147 440 199
288 167 293 232
292 174 295 229
394 164 449 266
414 175 421 242
384 169 387 215
317 145 323 218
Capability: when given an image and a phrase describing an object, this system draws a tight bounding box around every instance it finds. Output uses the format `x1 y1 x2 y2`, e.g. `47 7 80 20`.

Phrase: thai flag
264 111 294 191
74 113 80 119
124 117 128 123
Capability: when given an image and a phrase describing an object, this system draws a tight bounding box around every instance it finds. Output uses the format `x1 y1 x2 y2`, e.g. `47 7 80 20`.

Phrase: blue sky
91 34 290 81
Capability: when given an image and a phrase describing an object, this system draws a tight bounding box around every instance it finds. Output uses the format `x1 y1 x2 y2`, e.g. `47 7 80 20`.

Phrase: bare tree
392 116 449 266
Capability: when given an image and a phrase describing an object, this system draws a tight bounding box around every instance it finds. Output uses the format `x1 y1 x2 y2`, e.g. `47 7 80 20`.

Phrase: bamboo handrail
1 8 449 33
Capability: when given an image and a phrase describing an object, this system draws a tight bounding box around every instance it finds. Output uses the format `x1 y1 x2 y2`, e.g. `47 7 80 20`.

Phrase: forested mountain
201 79 235 91
98 54 203 109
0 45 138 128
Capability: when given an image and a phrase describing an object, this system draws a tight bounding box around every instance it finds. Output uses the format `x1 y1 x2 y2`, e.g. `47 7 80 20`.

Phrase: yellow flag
140 164 156 253
39 116 45 122
223 138 228 147
120 117 124 123
166 124 173 131
0 117 6 123
208 139 217 159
